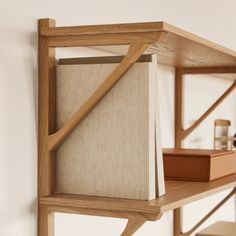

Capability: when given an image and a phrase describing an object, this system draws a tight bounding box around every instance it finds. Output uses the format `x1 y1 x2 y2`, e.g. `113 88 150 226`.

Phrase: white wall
1 0 236 235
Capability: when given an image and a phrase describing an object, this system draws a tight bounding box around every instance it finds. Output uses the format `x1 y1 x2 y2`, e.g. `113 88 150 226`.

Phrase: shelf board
42 21 236 69
40 173 236 218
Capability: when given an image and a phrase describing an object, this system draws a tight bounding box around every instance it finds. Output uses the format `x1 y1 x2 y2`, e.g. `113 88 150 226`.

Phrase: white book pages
154 62 166 197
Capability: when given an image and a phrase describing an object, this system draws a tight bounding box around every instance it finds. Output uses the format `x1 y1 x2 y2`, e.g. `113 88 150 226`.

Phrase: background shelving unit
38 18 236 236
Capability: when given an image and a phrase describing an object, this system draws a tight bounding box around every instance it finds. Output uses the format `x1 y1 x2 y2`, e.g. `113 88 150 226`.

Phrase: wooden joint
38 205 54 236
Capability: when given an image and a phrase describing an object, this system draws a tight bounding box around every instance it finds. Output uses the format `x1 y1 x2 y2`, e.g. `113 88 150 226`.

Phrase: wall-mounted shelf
41 173 236 217
38 18 236 236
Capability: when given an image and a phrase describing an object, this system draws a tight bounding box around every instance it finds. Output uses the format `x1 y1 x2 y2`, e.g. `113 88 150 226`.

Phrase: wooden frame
174 67 236 235
38 18 236 236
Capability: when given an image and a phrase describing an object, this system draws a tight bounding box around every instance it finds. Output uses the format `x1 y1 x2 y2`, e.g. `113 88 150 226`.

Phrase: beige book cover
56 59 164 200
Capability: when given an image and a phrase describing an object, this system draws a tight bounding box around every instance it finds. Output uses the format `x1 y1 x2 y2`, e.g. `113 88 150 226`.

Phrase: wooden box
163 148 236 181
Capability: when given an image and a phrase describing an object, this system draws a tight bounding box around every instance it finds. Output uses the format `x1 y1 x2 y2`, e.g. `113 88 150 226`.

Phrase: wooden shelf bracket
175 67 236 148
174 188 236 236
48 42 149 151
174 65 236 236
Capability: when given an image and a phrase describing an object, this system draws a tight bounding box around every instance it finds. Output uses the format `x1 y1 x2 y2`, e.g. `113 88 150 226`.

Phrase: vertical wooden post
174 67 184 236
175 67 184 148
174 208 183 236
39 205 54 236
38 18 56 236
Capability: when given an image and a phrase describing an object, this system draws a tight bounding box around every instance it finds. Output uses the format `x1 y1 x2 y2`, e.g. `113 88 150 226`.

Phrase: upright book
56 56 165 200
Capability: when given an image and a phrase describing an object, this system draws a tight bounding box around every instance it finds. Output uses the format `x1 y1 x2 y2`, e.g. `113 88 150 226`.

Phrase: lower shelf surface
40 173 236 219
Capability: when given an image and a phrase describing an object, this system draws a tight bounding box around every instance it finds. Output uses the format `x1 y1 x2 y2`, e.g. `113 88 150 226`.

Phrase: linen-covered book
56 56 165 200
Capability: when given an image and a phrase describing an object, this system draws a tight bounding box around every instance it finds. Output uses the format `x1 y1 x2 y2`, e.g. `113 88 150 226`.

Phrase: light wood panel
38 205 54 236
47 206 160 221
38 19 56 196
40 19 236 67
41 21 236 58
155 30 236 67
175 67 184 148
38 18 56 236
40 22 165 36
174 208 183 236
48 32 162 47
41 173 236 216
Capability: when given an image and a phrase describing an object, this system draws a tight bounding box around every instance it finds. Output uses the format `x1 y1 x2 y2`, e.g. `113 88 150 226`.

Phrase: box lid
163 148 235 158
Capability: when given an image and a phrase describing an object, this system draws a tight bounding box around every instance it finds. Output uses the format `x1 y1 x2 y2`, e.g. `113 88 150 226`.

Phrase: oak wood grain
48 32 162 47
38 205 54 236
47 205 160 221
38 18 56 236
40 173 236 215
174 68 184 148
39 20 236 68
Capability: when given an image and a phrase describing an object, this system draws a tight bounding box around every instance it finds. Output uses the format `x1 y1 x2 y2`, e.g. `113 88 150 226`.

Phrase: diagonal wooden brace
48 42 149 151
174 188 236 236
175 66 236 147
182 79 236 140
121 219 146 236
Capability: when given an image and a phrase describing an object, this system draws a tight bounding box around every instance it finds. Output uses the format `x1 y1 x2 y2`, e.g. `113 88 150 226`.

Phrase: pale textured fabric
56 62 164 200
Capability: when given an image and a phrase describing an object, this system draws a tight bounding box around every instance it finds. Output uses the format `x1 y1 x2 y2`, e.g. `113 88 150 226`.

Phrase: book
56 57 165 200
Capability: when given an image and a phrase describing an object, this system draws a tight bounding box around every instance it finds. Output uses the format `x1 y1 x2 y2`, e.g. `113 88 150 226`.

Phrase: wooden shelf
40 173 236 220
38 19 236 236
41 21 236 68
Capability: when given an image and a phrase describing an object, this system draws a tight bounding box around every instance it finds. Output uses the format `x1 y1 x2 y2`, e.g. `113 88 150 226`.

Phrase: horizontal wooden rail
48 32 162 47
46 205 160 221
48 42 149 151
40 21 164 36
183 66 236 74
182 79 236 139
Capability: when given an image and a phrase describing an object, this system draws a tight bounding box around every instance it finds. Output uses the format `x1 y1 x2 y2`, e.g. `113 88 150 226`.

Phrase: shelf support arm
174 188 236 236
175 65 236 144
182 80 236 140
48 42 149 151
121 219 146 236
